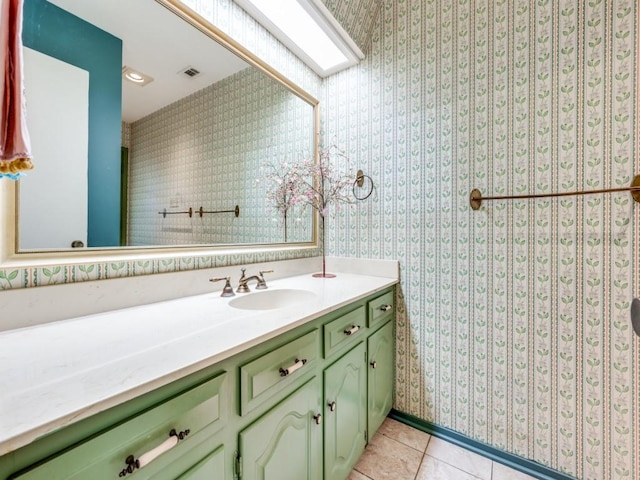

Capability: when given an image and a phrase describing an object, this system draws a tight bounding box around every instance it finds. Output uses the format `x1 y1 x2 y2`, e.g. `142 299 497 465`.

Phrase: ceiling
49 0 249 122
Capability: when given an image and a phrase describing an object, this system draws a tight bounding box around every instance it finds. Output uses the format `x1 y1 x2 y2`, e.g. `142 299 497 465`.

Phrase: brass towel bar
470 174 640 210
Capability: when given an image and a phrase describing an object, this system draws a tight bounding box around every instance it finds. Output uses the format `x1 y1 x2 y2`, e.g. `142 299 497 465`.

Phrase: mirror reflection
18 0 315 251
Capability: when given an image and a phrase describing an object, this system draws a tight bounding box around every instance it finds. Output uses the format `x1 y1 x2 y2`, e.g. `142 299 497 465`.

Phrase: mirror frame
0 0 319 268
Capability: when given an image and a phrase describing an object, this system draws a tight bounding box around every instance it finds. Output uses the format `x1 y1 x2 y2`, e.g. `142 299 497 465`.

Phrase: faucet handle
256 269 273 290
210 276 235 297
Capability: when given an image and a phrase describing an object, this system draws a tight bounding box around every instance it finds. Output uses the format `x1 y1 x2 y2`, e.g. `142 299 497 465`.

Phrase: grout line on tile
422 453 487 480
378 431 429 455
413 450 428 480
423 432 433 451
353 469 374 480
376 432 420 452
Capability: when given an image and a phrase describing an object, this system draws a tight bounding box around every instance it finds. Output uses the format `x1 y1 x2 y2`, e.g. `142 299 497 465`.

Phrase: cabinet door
367 321 394 436
323 342 367 480
239 378 322 480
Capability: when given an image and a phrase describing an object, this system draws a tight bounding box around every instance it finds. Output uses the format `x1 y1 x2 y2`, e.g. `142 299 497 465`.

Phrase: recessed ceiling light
126 72 144 82
122 66 154 86
234 0 363 77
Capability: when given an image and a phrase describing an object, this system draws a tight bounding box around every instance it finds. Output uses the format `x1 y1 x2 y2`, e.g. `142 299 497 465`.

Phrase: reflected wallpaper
126 66 313 246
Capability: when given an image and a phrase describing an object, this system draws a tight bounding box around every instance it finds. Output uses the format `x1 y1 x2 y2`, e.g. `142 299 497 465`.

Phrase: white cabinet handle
328 401 336 412
119 429 189 477
380 304 392 312
279 358 307 377
314 413 322 425
138 435 178 468
343 325 360 336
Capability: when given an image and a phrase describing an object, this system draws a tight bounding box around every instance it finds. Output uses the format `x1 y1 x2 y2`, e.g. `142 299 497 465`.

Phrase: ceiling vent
180 66 201 78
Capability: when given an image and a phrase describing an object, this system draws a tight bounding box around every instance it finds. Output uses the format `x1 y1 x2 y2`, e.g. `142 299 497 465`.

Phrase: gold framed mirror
0 0 319 269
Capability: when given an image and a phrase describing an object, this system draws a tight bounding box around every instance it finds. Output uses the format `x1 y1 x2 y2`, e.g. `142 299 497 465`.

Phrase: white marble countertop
0 265 397 456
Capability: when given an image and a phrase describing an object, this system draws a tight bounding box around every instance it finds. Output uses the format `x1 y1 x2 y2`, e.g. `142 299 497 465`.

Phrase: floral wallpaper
323 0 638 479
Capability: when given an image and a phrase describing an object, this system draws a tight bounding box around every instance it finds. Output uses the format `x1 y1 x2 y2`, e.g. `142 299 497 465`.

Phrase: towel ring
353 170 374 200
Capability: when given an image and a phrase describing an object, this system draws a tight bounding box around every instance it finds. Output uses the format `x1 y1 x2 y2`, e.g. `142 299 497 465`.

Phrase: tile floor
348 418 536 480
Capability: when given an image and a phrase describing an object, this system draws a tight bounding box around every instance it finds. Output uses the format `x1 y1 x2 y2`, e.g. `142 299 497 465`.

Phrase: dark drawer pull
279 358 307 377
379 304 392 312
343 325 361 336
119 429 190 477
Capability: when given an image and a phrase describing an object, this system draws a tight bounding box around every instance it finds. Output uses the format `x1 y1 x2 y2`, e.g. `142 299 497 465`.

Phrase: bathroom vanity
0 270 397 480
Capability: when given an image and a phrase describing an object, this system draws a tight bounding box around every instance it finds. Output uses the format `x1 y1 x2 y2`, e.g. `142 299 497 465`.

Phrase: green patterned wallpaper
323 0 637 478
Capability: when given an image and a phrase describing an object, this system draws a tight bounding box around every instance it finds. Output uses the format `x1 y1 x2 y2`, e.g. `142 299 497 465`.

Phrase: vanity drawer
240 329 319 415
12 373 227 480
368 290 394 329
323 306 366 357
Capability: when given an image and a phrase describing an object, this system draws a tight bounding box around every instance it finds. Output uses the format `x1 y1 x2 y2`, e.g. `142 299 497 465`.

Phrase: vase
283 210 288 242
312 215 335 278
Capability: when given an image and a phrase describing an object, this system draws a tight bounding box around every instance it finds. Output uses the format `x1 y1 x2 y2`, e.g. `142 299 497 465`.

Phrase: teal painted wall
22 0 123 247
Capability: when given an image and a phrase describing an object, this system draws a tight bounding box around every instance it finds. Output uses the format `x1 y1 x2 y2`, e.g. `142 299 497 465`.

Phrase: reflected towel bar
158 207 193 218
197 205 240 218
470 174 640 210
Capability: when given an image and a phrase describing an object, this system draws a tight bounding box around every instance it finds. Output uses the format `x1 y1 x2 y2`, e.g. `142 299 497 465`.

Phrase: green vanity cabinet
1 287 396 480
323 342 367 480
367 320 394 436
238 378 323 480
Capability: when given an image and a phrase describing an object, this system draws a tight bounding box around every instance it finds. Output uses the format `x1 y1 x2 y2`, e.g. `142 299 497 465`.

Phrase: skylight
234 0 363 77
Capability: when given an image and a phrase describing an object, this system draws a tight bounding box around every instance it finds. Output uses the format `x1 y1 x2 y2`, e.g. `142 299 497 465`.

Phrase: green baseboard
389 409 576 480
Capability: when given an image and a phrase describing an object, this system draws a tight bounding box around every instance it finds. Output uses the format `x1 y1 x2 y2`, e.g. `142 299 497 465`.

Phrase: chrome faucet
237 268 273 293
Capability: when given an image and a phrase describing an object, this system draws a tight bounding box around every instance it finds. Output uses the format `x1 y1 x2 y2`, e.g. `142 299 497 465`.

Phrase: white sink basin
228 288 318 310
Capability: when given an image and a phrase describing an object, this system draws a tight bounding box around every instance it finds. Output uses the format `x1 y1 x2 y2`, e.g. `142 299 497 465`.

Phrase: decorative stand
312 216 335 278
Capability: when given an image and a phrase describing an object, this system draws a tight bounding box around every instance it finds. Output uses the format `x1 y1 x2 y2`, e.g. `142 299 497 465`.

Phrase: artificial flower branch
261 145 355 276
